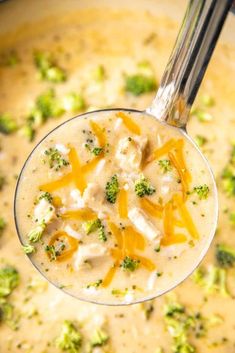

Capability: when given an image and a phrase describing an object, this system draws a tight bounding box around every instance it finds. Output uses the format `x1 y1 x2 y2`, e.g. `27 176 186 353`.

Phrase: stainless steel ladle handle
147 0 234 128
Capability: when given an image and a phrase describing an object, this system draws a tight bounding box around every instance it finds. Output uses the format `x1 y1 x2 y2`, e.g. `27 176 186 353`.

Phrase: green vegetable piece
0 113 17 135
0 266 19 298
120 256 139 272
91 328 109 347
36 89 64 119
195 135 208 147
125 74 157 96
44 147 69 171
39 192 53 204
28 223 46 243
83 219 107 242
0 217 6 236
62 93 86 112
105 174 119 203
216 244 235 268
92 147 103 156
193 184 209 199
158 159 172 173
192 265 230 297
22 244 35 254
86 279 102 289
200 94 215 107
135 177 155 197
0 299 19 330
19 123 35 142
45 245 57 261
222 167 235 196
34 51 66 83
92 65 106 82
56 320 82 353
83 219 102 235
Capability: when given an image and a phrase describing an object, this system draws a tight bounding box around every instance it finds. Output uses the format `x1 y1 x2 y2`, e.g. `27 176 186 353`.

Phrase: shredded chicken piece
128 207 162 243
74 243 107 270
115 136 148 172
34 198 55 224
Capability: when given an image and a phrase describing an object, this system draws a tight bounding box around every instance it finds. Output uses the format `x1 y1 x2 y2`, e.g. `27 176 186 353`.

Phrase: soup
15 110 217 303
0 3 234 352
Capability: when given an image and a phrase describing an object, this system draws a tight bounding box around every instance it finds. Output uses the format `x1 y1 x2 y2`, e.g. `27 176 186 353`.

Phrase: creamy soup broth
15 110 216 304
0 5 235 353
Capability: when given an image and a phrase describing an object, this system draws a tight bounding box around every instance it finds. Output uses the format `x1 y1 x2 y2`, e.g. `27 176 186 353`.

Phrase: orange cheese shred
47 230 78 262
139 198 163 218
81 155 103 174
168 151 188 200
161 200 187 246
40 173 73 193
102 263 118 288
69 147 87 193
118 189 128 219
40 146 87 193
132 255 156 271
62 208 97 221
89 120 107 147
123 226 146 251
174 194 199 239
116 111 141 135
146 138 178 163
161 233 187 246
108 222 123 248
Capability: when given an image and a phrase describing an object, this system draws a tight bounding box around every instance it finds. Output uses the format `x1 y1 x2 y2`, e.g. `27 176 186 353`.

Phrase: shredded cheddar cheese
90 120 107 147
47 230 78 262
118 189 128 219
116 111 141 135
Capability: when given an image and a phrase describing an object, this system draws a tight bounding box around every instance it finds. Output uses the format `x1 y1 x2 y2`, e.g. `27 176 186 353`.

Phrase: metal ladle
14 0 233 305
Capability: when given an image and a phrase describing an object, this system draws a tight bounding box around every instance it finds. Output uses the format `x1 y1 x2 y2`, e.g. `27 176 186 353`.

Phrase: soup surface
15 110 216 304
0 4 235 353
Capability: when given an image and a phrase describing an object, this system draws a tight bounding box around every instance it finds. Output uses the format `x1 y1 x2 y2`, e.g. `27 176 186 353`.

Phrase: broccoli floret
45 245 57 261
92 147 103 156
86 279 102 289
222 166 235 196
90 328 109 347
27 223 46 243
164 300 196 353
195 135 208 148
22 244 35 254
125 74 157 96
38 192 53 204
19 123 35 142
134 177 155 197
36 89 64 119
56 320 82 353
0 266 19 298
0 217 6 236
92 65 106 82
192 265 230 297
34 51 66 83
120 256 139 272
83 219 107 242
105 174 119 204
62 92 86 112
0 299 19 330
0 113 17 135
216 244 235 268
44 147 69 171
193 184 209 199
83 219 102 235
158 159 172 173
229 212 235 226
